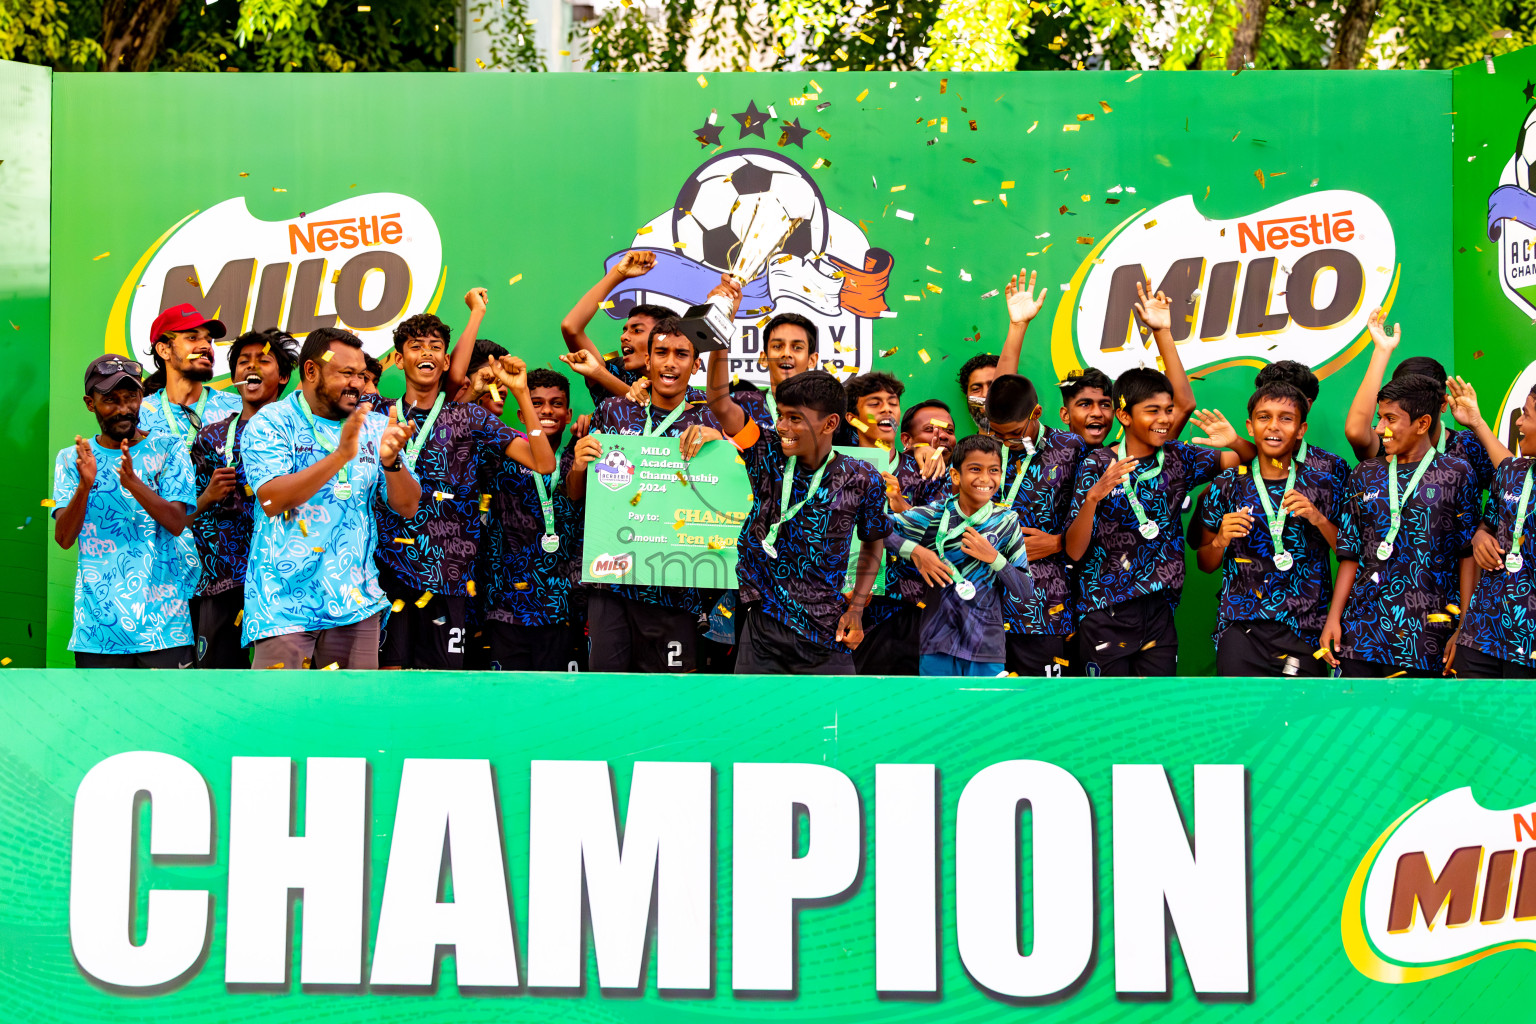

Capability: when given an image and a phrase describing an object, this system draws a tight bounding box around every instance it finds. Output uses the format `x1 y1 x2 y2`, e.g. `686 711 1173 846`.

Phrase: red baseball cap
149 303 226 347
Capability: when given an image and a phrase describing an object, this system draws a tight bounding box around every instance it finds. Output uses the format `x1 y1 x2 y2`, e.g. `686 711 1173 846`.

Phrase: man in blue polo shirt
240 327 420 670
138 302 243 448
53 354 201 667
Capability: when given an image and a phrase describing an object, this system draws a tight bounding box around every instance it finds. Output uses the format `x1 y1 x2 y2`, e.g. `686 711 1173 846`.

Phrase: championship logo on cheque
596 149 894 383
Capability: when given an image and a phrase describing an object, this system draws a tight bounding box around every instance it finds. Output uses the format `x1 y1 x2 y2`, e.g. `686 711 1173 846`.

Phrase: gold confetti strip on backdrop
509 273 523 285
92 252 111 261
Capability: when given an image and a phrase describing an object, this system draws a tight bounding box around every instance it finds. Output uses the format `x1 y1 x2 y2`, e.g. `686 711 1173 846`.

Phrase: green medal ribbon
1116 440 1166 539
765 388 777 426
642 399 688 437
222 415 241 468
296 392 353 499
161 389 209 450
1508 463 1534 573
936 499 992 599
1250 456 1298 570
1436 421 1449 455
1001 439 1037 509
1377 451 1435 560
763 453 830 558
531 470 560 553
400 391 446 473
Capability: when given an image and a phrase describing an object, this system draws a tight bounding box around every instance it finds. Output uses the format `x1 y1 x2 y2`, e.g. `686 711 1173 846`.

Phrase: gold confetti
674 519 686 530
932 420 952 430
321 351 333 362
1049 603 1065 614
1077 113 1095 121
234 610 242 626
479 493 492 512
1313 648 1329 660
1027 121 1038 133
1144 219 1158 229
636 226 653 236
1254 168 1266 188
391 599 405 613
890 184 906 192
467 580 476 597
719 605 733 619
273 187 287 192
1235 558 1252 563
856 88 869 102
1140 640 1156 650
321 662 340 670
1447 604 1462 615
630 492 642 506
92 252 111 261
1053 656 1070 667
394 537 415 545
926 283 942 293
299 519 309 537
1076 236 1095 245
239 172 249 177
1099 100 1113 113
973 198 990 205
1427 613 1452 623
515 581 530 590
697 74 708 87
1063 124 1080 132
812 157 831 169
816 127 831 140
1001 180 1015 189
415 590 433 609
40 498 55 508
919 349 931 363
0 658 9 667
509 273 523 285
311 546 323 553
676 470 690 486
603 350 620 362
849 417 870 434
267 662 286 669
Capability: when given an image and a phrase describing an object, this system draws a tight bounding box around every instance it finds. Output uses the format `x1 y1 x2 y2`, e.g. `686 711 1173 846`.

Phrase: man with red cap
138 303 243 449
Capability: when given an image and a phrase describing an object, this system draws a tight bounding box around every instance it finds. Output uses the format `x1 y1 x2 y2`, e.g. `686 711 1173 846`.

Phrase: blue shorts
918 652 1006 678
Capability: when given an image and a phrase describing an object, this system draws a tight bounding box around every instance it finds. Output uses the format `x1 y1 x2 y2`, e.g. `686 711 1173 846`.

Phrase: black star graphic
732 100 768 139
778 117 811 148
692 119 723 148
1524 79 1534 102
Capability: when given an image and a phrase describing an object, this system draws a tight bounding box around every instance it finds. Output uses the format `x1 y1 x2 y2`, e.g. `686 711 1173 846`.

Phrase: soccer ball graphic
1516 106 1536 192
672 149 829 274
601 450 631 471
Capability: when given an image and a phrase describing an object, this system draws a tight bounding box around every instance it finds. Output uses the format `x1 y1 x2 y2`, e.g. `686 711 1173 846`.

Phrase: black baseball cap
84 354 145 394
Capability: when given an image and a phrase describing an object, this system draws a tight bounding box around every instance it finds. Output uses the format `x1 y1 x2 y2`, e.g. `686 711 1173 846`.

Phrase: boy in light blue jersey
53 354 200 668
137 302 243 447
240 327 420 670
887 435 1034 677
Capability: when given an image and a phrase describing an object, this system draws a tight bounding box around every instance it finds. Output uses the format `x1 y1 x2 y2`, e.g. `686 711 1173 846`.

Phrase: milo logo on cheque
119 192 443 367
588 553 634 580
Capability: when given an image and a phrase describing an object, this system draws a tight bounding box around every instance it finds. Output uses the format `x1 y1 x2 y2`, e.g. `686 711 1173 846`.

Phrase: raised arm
53 437 94 550
116 441 190 535
997 267 1046 376
494 356 557 474
558 349 638 400
1189 408 1257 464
560 250 655 358
446 287 488 400
256 406 370 517
1448 375 1513 467
1064 457 1138 561
1345 308 1398 462
1134 280 1196 435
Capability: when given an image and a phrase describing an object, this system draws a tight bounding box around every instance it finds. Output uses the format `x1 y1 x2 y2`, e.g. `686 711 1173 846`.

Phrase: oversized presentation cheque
581 435 754 590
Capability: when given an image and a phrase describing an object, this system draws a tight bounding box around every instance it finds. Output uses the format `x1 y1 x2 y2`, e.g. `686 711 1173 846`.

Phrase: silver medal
1272 551 1294 571
956 578 976 601
541 534 560 553
1376 541 1393 560
1138 520 1160 540
1507 551 1524 573
333 481 352 500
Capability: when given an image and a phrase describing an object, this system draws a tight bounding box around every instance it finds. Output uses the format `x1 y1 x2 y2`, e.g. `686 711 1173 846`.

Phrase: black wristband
382 458 403 472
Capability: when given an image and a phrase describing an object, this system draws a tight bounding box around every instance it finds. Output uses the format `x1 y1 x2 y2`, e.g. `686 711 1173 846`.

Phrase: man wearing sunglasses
52 355 201 667
139 303 243 449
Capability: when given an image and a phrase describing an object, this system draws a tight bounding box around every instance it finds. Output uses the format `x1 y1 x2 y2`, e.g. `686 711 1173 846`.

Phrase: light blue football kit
240 392 403 645
52 433 200 654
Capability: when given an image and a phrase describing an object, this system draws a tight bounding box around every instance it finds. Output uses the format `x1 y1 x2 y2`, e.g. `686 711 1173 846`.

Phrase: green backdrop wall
39 65 1461 668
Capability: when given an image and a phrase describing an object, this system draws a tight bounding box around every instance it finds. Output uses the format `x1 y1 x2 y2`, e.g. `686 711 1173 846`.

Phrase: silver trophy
673 195 804 353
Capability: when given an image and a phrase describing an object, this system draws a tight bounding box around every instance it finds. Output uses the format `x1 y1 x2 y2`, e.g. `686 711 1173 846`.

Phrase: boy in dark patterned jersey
482 368 584 671
730 371 946 674
1193 383 1341 677
841 371 950 674
1058 368 1115 448
1344 310 1499 493
375 312 556 670
1249 360 1351 496
983 374 1087 676
1321 375 1480 677
1456 386 1536 677
560 249 680 405
568 315 723 673
188 329 294 668
886 435 1034 676
704 311 819 433
1065 357 1238 675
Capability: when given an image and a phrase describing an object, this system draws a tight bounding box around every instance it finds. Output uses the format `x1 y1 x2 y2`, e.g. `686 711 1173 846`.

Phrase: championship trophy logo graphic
1487 107 1536 441
597 149 894 384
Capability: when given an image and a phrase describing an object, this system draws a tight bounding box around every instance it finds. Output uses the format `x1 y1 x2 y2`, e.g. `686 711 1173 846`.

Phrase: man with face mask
53 354 200 667
188 328 296 668
239 327 421 670
138 303 243 448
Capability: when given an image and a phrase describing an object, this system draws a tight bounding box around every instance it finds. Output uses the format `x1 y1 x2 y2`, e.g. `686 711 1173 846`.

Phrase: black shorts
1449 642 1536 679
1215 621 1327 677
1077 594 1178 677
379 574 468 670
75 646 195 669
853 602 921 676
488 620 580 672
587 589 697 672
193 589 248 669
1005 633 1070 677
735 604 854 675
